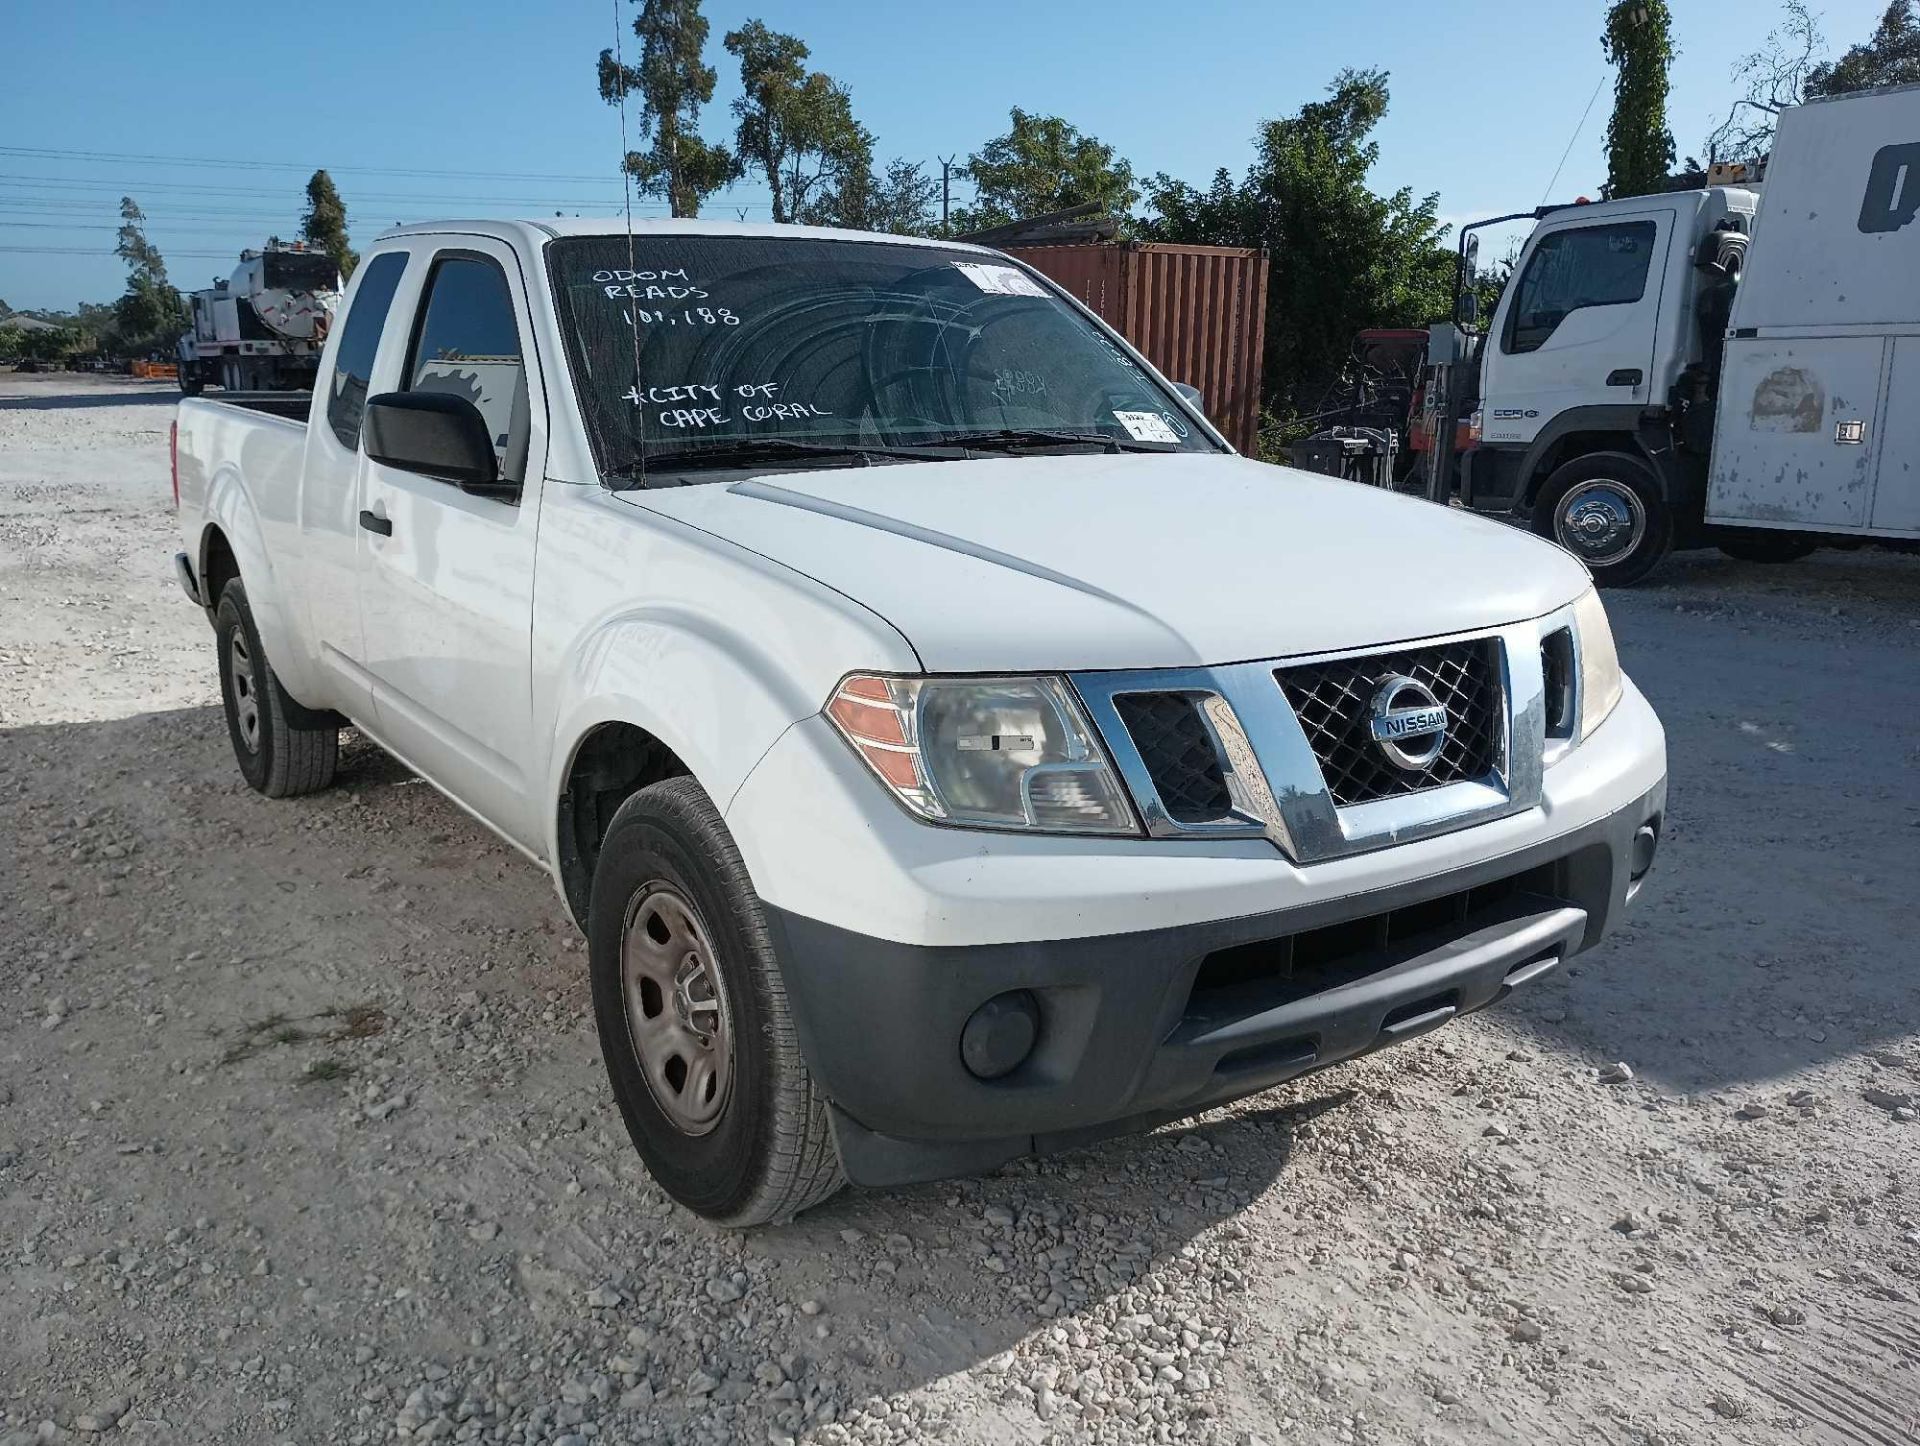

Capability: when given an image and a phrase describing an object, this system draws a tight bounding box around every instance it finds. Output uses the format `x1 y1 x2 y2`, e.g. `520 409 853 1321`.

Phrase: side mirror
364 392 515 497
1172 381 1204 412
1461 290 1481 326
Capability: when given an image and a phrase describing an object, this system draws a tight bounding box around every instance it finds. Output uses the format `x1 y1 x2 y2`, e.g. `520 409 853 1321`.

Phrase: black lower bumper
765 781 1664 1187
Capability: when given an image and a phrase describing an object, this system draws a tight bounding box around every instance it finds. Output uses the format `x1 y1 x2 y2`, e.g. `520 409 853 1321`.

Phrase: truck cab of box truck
1460 186 1759 584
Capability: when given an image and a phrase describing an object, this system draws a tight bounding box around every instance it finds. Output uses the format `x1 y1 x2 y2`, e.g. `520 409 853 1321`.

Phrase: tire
588 777 843 1227
178 365 204 397
213 580 339 797
1718 533 1819 564
1532 451 1673 587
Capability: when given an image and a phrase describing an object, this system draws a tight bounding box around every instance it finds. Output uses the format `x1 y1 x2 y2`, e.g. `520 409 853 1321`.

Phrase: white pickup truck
172 219 1667 1225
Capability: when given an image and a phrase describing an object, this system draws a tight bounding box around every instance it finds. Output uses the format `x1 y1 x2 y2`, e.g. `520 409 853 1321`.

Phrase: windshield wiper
935 428 1172 455
604 436 960 483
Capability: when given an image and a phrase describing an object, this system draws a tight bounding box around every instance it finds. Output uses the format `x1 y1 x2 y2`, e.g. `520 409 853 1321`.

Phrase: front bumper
766 777 1664 1188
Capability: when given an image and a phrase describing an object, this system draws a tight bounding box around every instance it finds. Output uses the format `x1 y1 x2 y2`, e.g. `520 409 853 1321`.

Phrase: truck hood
622 452 1592 672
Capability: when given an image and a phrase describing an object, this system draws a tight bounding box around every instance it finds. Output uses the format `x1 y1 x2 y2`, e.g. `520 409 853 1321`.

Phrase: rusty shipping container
1002 242 1270 454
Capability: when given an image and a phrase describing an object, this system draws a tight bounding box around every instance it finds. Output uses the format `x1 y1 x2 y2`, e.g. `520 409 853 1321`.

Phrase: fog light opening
960 990 1040 1081
1630 820 1660 882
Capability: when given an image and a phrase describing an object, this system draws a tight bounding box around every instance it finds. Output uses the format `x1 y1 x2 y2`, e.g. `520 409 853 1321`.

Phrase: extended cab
172 219 1667 1225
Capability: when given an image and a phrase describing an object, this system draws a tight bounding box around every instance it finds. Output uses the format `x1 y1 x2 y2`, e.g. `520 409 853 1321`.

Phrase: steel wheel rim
228 628 261 754
1555 480 1646 567
620 882 734 1136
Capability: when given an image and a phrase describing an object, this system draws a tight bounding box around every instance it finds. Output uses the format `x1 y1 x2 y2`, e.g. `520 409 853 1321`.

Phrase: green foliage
1141 69 1453 435
1602 1 1677 200
846 158 943 237
115 197 168 286
723 19 872 226
1808 0 1920 94
110 198 186 356
2 324 84 363
951 109 1138 233
301 170 358 280
598 0 740 217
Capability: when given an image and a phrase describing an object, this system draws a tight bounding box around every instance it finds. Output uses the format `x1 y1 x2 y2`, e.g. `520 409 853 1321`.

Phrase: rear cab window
324 251 408 450
1504 220 1657 353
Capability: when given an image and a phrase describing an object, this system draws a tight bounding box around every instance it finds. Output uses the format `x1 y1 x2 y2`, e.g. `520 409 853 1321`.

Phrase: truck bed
202 391 311 422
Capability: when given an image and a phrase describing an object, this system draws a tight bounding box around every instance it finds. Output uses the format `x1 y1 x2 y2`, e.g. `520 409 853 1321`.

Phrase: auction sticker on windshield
953 262 1050 297
1113 410 1181 443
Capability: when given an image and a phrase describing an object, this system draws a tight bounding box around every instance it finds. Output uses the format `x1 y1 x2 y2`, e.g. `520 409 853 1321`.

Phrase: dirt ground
3 372 1918 1446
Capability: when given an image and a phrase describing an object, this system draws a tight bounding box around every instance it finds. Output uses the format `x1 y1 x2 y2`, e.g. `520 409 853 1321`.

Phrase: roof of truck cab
372 216 1008 256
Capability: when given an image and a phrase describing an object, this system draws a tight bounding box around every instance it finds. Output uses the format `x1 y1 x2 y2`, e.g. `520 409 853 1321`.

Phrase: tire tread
597 778 843 1227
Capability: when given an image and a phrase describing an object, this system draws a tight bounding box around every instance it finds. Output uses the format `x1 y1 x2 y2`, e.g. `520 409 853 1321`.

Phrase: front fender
541 599 916 878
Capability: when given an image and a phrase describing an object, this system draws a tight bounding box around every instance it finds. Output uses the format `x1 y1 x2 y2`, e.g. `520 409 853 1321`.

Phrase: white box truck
1459 83 1920 584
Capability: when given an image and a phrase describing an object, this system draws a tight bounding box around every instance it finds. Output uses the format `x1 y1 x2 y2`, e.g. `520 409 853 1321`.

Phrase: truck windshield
546 234 1221 481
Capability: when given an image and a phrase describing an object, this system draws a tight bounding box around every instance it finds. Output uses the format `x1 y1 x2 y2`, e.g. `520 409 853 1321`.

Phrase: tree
1705 1 1825 163
1809 0 1920 94
950 109 1137 233
722 20 871 225
1142 70 1453 436
301 169 357 280
112 197 186 356
598 0 739 217
849 158 943 236
1602 1 1676 199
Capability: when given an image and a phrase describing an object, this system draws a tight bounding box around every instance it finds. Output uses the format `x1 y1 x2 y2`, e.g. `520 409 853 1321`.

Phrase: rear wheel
588 777 843 1227
1533 451 1672 587
214 580 338 797
1718 532 1819 564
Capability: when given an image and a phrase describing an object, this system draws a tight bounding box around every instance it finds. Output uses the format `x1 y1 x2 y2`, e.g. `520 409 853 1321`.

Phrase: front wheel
1533 451 1673 587
588 777 843 1227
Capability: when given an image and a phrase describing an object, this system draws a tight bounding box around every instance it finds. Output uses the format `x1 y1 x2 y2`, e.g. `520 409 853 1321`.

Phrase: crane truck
176 242 341 395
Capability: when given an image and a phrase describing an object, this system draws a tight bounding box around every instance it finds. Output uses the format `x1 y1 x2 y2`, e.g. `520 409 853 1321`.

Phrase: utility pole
938 155 958 235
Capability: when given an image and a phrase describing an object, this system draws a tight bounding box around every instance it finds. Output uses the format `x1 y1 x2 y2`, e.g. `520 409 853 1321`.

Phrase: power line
0 144 622 185
0 245 246 258
0 174 647 208
1541 74 1608 205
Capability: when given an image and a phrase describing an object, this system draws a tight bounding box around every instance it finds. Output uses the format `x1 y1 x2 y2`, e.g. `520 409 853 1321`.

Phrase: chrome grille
1275 640 1503 806
1111 692 1233 824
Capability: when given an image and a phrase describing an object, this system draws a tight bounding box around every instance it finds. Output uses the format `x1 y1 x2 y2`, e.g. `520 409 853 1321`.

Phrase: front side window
547 235 1221 481
324 251 407 450
404 254 531 483
1504 220 1658 354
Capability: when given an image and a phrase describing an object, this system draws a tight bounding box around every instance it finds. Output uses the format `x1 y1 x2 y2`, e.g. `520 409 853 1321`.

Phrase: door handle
358 509 392 537
1605 369 1643 388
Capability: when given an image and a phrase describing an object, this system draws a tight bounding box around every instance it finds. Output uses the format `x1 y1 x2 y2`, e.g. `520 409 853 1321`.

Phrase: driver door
1481 209 1673 448
355 238 548 849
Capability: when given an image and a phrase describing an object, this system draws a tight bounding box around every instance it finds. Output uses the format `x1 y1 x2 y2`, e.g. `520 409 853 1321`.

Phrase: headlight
1572 586 1624 740
826 674 1139 834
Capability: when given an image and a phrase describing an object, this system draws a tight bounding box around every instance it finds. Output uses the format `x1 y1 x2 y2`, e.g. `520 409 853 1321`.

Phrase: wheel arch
554 720 694 930
1516 406 1667 510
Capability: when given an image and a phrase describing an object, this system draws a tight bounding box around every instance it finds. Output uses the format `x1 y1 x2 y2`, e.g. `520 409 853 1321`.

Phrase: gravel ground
3 372 1919 1446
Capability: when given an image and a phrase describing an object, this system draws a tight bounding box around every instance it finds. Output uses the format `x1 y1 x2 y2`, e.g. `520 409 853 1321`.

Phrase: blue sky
0 0 1894 312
